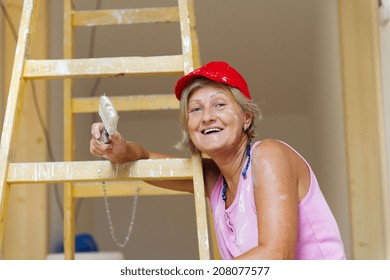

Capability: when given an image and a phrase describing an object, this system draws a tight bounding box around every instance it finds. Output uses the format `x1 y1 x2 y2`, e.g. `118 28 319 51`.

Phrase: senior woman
90 61 346 260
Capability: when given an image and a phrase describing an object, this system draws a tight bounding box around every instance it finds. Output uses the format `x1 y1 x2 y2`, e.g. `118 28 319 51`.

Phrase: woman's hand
89 123 196 193
89 122 130 163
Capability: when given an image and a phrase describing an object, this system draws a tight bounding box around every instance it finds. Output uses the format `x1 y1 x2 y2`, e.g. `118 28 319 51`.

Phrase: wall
307 0 351 257
47 0 351 259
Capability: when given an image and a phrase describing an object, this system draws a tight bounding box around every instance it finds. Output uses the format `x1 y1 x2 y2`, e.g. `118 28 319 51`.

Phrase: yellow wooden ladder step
72 95 179 113
23 55 184 79
7 159 193 184
73 7 180 26
72 181 189 198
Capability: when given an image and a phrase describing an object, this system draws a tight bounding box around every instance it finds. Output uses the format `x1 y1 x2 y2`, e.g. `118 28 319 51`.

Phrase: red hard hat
174 61 251 100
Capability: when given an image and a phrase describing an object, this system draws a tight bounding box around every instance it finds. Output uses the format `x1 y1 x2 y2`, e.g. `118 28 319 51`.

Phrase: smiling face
187 85 252 156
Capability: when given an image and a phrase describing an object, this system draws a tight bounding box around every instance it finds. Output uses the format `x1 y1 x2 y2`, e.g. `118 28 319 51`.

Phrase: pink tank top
209 140 346 260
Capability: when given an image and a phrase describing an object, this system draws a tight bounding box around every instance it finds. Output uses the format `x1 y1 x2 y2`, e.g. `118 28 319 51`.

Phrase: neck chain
98 168 140 248
222 139 252 202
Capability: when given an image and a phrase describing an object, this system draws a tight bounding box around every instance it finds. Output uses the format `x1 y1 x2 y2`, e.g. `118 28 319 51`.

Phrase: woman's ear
244 111 253 129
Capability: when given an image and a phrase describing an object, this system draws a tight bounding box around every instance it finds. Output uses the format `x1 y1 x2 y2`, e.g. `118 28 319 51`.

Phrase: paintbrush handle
101 128 111 144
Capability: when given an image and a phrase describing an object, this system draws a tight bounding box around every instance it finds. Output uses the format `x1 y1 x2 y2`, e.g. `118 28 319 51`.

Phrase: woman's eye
215 103 226 109
190 107 202 113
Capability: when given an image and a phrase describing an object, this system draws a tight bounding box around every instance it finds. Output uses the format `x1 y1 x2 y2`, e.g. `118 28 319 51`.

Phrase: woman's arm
89 122 219 194
235 139 302 260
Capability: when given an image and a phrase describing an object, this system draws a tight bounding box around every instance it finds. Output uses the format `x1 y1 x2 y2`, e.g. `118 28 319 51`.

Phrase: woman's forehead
189 85 232 101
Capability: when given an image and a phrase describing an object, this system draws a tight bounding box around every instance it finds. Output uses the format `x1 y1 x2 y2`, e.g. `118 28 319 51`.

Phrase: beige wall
45 0 351 259
307 0 351 257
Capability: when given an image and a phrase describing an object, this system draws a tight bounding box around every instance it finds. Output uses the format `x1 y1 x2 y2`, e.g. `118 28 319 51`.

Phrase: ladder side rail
178 0 194 74
188 0 201 69
187 0 219 259
190 152 210 260
0 0 39 253
178 0 210 260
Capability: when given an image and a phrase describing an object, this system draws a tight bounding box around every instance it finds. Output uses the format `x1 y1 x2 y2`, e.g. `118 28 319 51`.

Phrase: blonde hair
175 78 262 152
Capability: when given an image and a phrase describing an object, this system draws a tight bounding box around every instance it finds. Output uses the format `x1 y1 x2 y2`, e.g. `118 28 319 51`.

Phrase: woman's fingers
91 122 104 140
90 122 112 157
90 122 128 163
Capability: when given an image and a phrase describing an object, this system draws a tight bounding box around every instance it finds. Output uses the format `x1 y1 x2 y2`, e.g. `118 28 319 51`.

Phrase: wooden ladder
0 0 210 260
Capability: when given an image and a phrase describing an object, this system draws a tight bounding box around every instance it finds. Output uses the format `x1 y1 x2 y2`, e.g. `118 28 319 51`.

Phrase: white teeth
203 128 222 134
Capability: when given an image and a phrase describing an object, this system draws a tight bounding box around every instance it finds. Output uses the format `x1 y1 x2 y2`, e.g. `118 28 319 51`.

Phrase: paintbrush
98 95 119 144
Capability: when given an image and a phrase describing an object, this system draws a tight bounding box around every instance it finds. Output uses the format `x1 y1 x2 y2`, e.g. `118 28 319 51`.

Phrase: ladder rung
72 94 179 113
7 159 193 184
23 55 184 79
73 181 188 198
73 7 180 26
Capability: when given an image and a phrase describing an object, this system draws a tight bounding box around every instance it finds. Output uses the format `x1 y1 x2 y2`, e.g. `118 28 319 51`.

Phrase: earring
243 124 247 132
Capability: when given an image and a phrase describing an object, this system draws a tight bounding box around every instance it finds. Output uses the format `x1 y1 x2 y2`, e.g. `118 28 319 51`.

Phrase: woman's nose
202 106 216 122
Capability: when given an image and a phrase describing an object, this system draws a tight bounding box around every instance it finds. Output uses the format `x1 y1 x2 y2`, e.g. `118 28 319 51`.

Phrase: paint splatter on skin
226 108 240 121
250 146 261 186
279 194 289 201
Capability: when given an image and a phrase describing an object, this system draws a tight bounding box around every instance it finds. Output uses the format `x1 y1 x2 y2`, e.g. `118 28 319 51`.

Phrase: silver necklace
99 169 140 248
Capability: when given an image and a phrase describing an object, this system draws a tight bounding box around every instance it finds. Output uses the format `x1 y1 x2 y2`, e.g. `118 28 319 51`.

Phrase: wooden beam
23 55 184 79
1 0 49 259
72 94 179 113
177 1 209 259
178 0 194 73
190 151 210 260
7 159 193 183
339 0 390 259
188 0 201 69
72 181 189 198
73 7 179 26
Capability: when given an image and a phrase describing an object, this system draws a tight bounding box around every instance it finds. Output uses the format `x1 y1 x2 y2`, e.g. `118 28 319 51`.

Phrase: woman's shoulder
253 138 294 156
252 139 310 187
252 138 304 168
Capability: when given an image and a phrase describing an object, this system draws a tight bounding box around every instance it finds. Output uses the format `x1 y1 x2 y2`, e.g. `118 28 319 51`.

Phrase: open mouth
202 128 223 135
